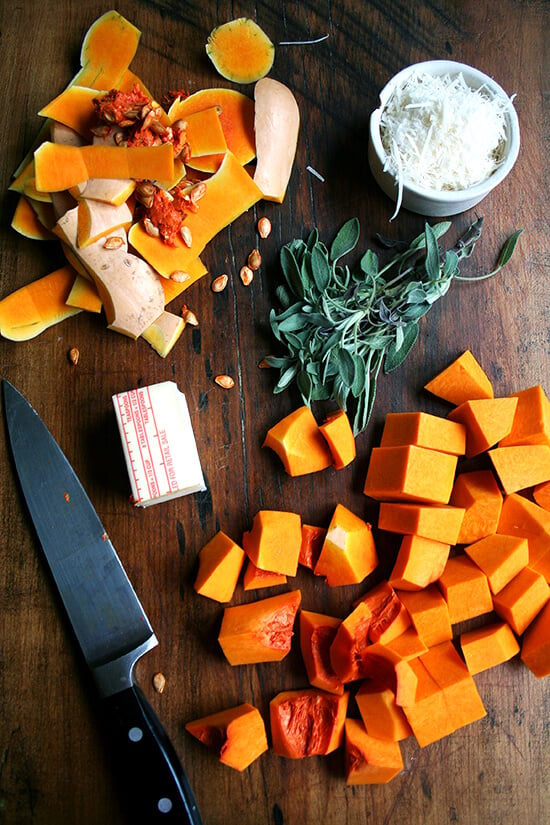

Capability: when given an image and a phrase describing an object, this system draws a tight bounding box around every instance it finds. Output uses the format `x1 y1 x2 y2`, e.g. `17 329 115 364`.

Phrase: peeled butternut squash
270 689 349 758
185 703 268 771
39 86 103 138
34 142 174 193
129 151 262 278
76 199 133 248
71 10 141 91
206 18 275 84
0 266 81 341
253 78 300 203
65 274 103 313
11 196 55 241
168 88 255 170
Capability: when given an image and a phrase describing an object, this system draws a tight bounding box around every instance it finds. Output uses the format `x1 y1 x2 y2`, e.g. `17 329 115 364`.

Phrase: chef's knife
2 379 203 824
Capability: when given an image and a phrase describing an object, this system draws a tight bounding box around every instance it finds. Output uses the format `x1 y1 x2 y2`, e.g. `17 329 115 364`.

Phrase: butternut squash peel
0 266 81 341
253 78 300 203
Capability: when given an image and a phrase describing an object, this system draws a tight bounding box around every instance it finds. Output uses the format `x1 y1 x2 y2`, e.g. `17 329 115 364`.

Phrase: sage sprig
266 217 522 436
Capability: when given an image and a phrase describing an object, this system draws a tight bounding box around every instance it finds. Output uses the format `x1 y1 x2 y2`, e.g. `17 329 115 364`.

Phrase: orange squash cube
363 445 458 504
389 534 451 590
533 479 550 512
398 585 452 648
498 493 550 580
464 533 529 594
378 502 465 546
244 509 302 576
437 555 493 624
460 621 520 675
355 581 411 643
185 703 268 771
344 718 404 784
270 688 349 758
218 589 301 665
299 610 344 695
242 557 287 591
262 405 333 476
450 470 503 544
329 601 372 683
318 409 356 469
298 523 326 570
419 641 486 733
355 680 412 742
424 350 494 405
447 396 518 457
314 503 378 586
499 385 550 448
489 444 550 494
521 600 550 677
492 567 550 635
400 657 452 747
194 531 246 603
380 411 466 455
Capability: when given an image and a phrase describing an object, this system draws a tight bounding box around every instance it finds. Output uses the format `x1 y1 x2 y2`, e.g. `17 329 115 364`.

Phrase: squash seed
258 217 272 238
103 236 125 250
152 672 166 693
215 374 234 389
170 270 191 283
212 274 228 292
240 265 254 286
180 225 193 247
247 248 262 270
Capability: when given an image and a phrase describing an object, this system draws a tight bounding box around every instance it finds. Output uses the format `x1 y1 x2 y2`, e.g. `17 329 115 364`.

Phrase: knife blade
2 379 203 824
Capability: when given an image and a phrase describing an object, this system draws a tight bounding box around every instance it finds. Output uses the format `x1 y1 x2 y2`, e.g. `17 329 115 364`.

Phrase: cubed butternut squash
318 409 356 469
270 689 349 758
378 502 465 546
489 444 550 494
419 641 486 733
355 680 412 742
389 534 451 591
298 523 326 570
363 444 458 504
450 470 503 544
218 589 301 665
242 557 287 591
299 610 344 695
460 621 520 675
194 530 246 603
521 601 550 677
244 510 302 576
344 718 404 784
314 503 378 586
499 385 550 448
398 585 452 648
185 703 268 771
380 411 466 456
262 405 333 476
424 350 494 405
437 555 493 625
464 534 529 594
492 567 550 635
498 494 550 581
447 397 518 457
354 581 411 643
329 602 372 684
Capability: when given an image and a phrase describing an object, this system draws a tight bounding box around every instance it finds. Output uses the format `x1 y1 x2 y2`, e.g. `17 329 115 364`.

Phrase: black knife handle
102 684 203 824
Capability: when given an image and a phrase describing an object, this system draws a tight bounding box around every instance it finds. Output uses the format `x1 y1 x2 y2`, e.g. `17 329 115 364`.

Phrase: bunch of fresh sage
266 217 522 436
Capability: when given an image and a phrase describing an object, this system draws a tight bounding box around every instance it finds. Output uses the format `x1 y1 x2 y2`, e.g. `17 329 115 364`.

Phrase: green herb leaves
266 218 521 436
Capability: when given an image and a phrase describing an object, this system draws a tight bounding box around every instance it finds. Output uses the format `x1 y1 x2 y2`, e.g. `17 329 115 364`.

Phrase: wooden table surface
1 2 548 824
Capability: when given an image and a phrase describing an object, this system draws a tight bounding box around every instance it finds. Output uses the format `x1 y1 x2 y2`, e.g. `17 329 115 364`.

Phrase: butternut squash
244 510 302 576
11 196 55 241
184 107 228 158
378 502 465 546
499 385 550 447
185 703 268 771
318 409 356 469
398 586 452 648
140 311 185 358
497 493 550 579
263 405 334 476
344 719 404 784
298 523 327 570
71 10 141 91
55 206 165 339
77 199 133 248
329 602 372 683
194 531 246 603
75 178 136 206
380 411 466 456
521 600 550 677
464 534 529 594
363 444 458 504
489 444 550 494
355 681 412 742
299 610 344 695
450 469 503 544
492 567 550 635
128 151 262 278
424 349 494 405
460 620 520 675
65 274 103 313
39 86 102 139
437 555 493 625
218 589 301 665
270 689 349 758
389 534 450 591
0 266 81 341
242 557 287 591
418 641 486 733
206 18 274 84
253 78 300 203
34 142 174 193
314 503 378 586
168 89 255 169
354 581 411 644
447 396 518 457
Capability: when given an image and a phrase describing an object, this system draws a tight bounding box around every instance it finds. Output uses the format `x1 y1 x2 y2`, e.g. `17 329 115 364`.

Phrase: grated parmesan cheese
380 70 514 194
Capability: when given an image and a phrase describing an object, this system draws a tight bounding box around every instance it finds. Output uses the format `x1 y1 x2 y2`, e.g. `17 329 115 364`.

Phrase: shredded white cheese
380 70 514 193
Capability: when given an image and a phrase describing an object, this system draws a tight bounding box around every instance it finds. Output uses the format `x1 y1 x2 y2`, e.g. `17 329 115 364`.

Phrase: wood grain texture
0 2 548 824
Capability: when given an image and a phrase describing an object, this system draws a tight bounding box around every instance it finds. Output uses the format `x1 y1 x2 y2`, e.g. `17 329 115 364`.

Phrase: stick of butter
112 380 206 507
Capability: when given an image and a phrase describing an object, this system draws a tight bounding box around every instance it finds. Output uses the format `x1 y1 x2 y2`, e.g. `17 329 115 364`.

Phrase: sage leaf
330 218 360 262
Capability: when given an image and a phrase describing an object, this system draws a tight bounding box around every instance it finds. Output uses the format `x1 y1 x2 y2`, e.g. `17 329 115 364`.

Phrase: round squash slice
205 18 274 84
